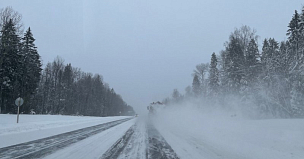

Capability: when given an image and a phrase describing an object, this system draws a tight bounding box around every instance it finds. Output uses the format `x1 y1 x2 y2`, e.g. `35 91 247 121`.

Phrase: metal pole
17 106 20 123
17 100 20 123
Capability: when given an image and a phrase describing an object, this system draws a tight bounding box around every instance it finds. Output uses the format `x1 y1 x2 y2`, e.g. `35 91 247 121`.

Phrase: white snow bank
152 106 304 159
0 114 130 148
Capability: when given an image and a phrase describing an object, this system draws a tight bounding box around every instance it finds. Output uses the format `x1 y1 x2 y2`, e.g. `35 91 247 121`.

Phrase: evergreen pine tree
20 27 42 113
245 39 260 84
0 19 21 113
62 63 73 114
286 10 304 117
208 53 219 96
299 7 304 48
226 36 244 94
172 89 182 103
287 10 301 60
192 74 201 97
261 39 269 64
239 38 261 106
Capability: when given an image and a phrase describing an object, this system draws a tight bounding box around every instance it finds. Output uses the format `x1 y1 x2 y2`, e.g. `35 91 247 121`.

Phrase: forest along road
0 117 133 159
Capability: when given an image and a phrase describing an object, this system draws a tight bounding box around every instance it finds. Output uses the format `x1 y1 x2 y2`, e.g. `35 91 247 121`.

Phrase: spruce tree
192 74 201 97
261 39 269 64
287 9 304 117
246 39 259 69
20 27 42 113
62 63 73 114
244 39 260 84
172 89 182 103
300 7 304 48
240 38 261 103
91 74 104 116
226 36 244 94
0 19 22 113
287 10 301 60
208 53 219 96
300 6 304 32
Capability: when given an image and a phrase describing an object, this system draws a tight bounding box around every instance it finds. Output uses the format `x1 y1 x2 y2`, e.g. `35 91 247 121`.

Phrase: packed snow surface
0 114 130 148
44 118 136 159
118 117 147 159
152 107 304 159
1 110 304 159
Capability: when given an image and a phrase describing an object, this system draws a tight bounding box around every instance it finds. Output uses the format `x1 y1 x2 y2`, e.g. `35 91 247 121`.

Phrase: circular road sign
15 97 24 107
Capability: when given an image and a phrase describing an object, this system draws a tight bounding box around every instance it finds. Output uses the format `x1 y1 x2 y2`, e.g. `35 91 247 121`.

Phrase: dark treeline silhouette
35 56 135 116
164 6 304 118
0 6 135 116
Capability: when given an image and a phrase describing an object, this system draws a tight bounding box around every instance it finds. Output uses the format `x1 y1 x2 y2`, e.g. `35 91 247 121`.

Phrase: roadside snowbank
0 114 130 148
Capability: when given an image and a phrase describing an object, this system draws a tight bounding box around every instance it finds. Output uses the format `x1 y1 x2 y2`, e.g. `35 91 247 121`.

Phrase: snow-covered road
1 114 303 159
118 118 147 159
0 115 136 159
0 117 134 159
0 115 179 159
45 118 136 159
114 117 179 159
0 114 130 148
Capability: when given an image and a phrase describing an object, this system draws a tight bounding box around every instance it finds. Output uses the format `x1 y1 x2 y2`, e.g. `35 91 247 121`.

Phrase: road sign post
17 105 20 123
15 97 24 123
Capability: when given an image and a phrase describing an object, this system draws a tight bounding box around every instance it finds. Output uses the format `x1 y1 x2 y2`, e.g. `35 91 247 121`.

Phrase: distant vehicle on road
147 101 164 115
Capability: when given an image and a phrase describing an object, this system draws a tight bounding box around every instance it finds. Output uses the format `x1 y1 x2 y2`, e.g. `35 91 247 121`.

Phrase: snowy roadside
0 114 130 148
152 108 304 159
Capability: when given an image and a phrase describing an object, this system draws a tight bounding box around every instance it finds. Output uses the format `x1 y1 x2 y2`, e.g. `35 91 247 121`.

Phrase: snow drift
151 103 304 159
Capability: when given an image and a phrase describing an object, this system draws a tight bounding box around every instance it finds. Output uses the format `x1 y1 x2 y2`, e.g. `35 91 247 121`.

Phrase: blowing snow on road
1 1 304 159
0 113 304 159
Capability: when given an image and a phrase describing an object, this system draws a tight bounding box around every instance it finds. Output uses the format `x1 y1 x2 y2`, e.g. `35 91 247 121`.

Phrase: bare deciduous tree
0 6 24 35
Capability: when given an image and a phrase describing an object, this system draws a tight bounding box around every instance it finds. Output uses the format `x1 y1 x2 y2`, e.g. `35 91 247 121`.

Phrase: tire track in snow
100 125 135 159
0 117 133 159
118 120 148 159
103 118 148 159
147 121 179 159
103 118 178 159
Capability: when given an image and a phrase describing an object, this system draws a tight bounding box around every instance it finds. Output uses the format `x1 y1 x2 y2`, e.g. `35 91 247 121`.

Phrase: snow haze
1 0 303 113
151 103 304 159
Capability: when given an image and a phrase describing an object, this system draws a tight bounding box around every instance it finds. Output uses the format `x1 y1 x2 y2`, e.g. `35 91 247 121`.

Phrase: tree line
164 6 304 118
0 7 135 116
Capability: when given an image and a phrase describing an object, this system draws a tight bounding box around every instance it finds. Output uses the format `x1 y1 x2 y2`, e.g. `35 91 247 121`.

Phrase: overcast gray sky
1 0 303 113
